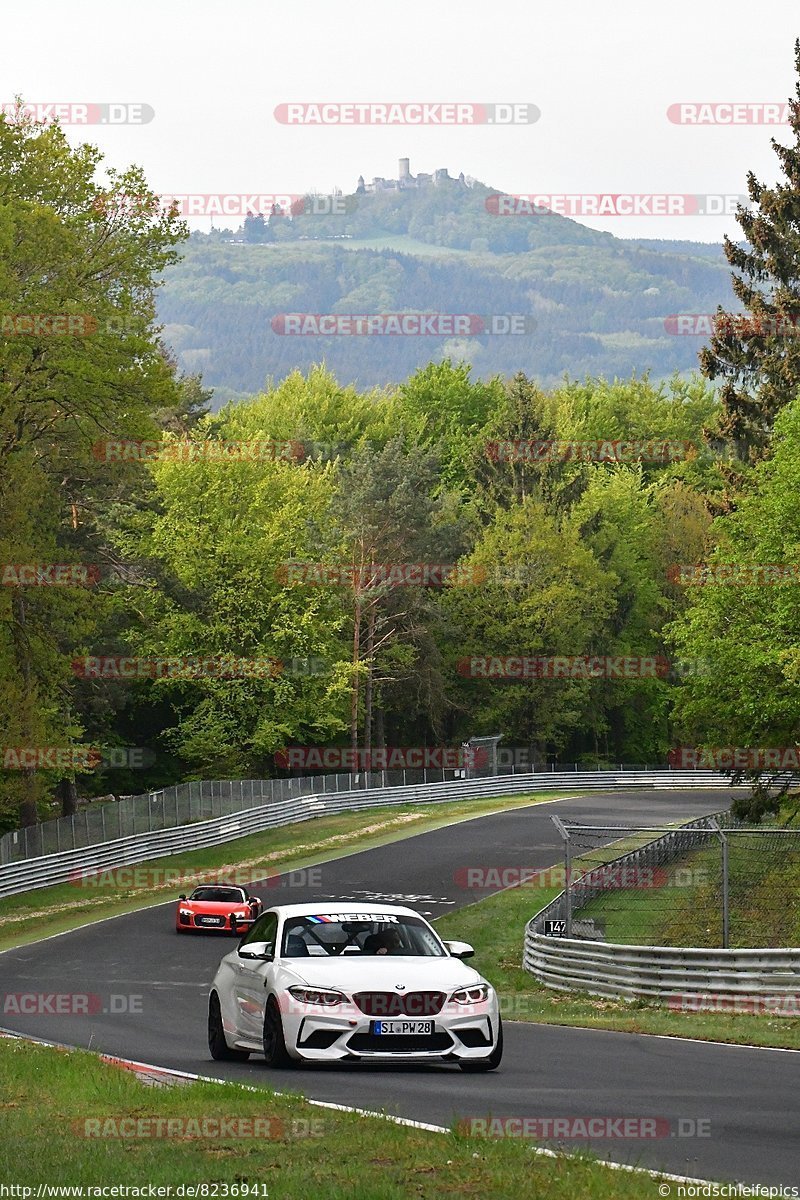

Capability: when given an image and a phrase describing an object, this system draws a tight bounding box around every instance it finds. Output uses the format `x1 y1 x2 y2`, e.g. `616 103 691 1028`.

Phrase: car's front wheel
459 1019 503 1072
262 996 294 1068
208 992 250 1062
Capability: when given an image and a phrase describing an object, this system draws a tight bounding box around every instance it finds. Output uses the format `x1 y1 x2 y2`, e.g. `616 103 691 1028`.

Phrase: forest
3 55 800 830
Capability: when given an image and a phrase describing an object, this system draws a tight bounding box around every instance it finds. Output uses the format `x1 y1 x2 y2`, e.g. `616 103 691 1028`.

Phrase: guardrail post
552 815 572 937
721 828 730 950
707 818 729 949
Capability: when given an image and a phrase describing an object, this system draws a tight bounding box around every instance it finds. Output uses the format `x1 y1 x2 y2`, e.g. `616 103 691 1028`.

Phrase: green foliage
0 106 187 826
700 39 800 459
157 228 733 394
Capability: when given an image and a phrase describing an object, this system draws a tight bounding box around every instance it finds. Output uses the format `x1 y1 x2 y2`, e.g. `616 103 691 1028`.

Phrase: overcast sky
4 1 799 241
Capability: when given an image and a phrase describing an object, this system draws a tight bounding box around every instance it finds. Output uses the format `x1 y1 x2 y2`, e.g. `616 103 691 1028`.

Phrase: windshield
281 914 446 958
190 887 245 903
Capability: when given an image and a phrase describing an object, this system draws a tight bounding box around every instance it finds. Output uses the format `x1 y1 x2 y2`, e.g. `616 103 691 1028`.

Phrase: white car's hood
283 955 484 993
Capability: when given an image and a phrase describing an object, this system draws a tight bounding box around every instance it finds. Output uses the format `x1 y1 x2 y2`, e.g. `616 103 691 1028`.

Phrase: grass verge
0 1037 688 1197
0 791 565 954
434 873 800 1050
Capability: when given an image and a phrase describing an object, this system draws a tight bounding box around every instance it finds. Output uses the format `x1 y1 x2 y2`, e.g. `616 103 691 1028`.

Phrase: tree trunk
375 697 385 750
57 776 78 818
11 592 38 827
363 603 376 754
350 591 361 755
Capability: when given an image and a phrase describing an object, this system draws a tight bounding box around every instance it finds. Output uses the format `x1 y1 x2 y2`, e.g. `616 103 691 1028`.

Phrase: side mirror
179 894 187 901
238 941 274 961
444 939 475 960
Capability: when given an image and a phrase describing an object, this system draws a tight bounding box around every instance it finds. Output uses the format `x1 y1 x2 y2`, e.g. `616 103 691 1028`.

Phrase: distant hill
156 175 735 403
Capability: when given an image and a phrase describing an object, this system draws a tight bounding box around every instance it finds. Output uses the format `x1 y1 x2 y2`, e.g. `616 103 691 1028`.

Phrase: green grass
572 810 800 949
0 1038 693 1196
434 867 800 1050
313 234 475 257
0 791 566 954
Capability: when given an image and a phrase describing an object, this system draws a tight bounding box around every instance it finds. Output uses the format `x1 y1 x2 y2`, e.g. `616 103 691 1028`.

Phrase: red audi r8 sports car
176 885 263 934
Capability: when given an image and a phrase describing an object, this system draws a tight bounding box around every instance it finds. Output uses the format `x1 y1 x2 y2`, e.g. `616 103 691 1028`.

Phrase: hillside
156 176 734 402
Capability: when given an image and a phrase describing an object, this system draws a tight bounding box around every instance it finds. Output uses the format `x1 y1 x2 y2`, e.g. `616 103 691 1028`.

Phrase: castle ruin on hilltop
357 158 476 194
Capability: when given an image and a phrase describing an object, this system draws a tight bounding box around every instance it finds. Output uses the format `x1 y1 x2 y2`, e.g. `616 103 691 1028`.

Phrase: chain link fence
0 760 714 867
543 814 800 949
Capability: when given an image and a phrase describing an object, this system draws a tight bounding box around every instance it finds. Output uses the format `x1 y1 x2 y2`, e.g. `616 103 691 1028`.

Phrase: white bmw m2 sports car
208 901 502 1071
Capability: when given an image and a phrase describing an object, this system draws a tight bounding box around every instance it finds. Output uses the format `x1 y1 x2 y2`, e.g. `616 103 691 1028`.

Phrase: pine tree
700 39 800 461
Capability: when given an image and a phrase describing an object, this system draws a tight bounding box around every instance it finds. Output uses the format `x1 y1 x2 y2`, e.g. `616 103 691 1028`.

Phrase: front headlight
233 911 249 918
287 986 347 1007
449 984 489 1005
179 908 193 917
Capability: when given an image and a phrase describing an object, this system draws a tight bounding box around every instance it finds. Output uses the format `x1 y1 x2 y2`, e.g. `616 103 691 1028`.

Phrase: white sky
3 0 799 241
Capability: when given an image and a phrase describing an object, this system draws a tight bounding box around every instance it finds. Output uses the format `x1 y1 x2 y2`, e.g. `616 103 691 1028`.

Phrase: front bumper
177 912 256 933
286 1006 498 1062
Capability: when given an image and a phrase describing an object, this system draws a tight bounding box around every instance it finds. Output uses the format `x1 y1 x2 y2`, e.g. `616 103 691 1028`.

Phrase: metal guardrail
0 761 739 867
0 769 736 899
523 934 800 1002
523 809 800 1001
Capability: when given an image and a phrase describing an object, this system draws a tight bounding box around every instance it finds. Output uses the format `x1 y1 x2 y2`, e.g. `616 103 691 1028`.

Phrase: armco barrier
0 769 737 898
523 933 800 1003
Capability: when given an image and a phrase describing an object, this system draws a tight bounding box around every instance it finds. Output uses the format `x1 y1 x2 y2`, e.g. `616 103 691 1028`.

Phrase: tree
0 104 186 825
243 211 271 243
394 361 505 491
700 40 800 461
668 393 800 815
440 499 616 758
328 438 469 751
107 412 353 778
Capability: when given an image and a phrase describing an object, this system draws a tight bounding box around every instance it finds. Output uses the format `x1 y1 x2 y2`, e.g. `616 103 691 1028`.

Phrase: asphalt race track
1 789 796 1185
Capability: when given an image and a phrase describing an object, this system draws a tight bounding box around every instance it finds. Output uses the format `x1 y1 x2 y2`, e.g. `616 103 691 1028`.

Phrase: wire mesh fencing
543 816 800 949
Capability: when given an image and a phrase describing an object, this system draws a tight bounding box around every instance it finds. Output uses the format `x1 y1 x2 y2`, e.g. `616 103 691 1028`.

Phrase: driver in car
364 927 403 955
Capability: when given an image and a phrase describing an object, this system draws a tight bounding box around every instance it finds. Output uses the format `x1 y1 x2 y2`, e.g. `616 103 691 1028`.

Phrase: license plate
371 1020 434 1036
198 915 224 926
